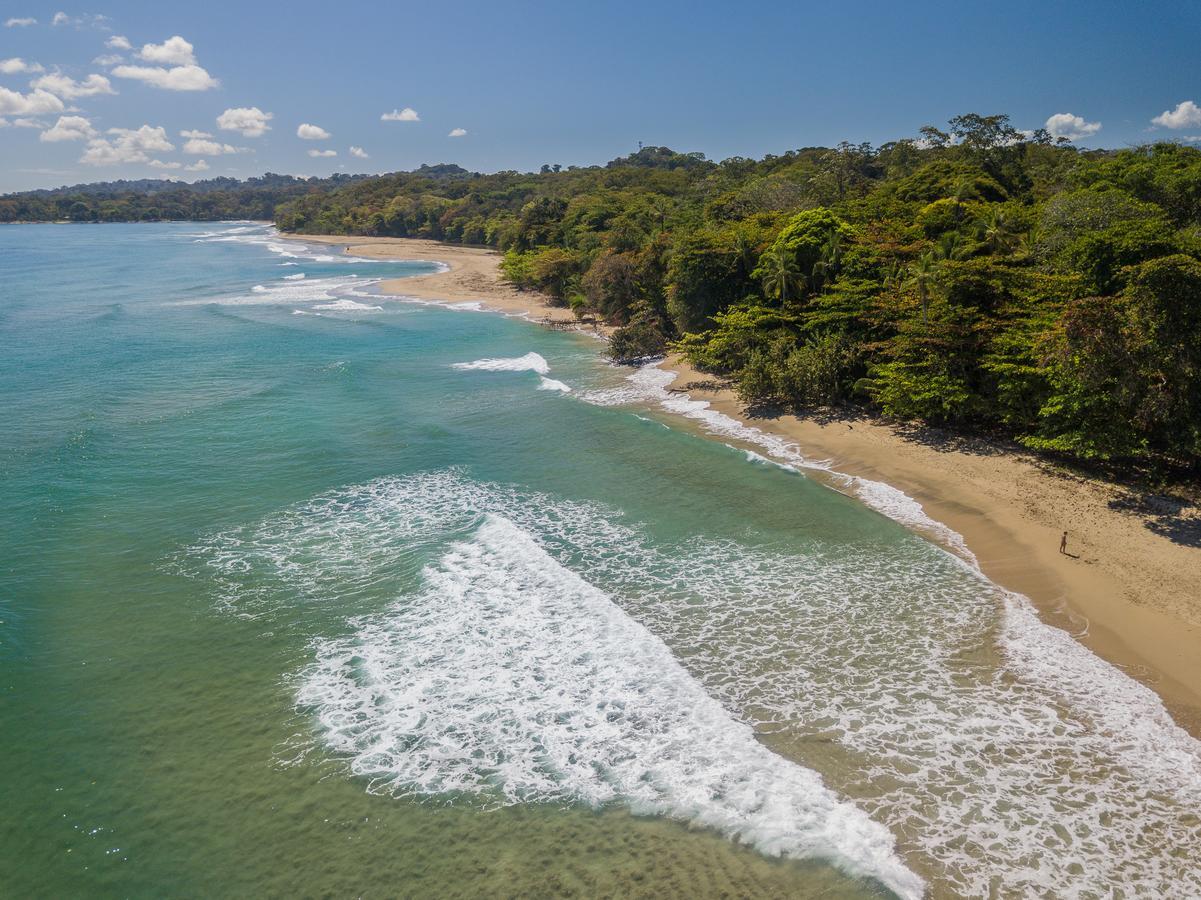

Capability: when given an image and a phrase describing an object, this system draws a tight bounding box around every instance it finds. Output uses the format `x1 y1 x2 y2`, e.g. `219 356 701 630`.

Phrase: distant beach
295 231 1201 739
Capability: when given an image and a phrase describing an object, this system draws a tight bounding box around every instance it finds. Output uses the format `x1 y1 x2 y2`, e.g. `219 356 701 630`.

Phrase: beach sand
301 235 607 331
291 232 1201 737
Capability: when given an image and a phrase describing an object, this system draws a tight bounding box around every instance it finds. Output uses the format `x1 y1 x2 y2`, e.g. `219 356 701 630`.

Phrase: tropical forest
8 114 1201 471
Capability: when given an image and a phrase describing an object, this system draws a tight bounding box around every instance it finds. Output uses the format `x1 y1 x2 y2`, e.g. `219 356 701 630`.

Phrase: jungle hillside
10 115 1201 472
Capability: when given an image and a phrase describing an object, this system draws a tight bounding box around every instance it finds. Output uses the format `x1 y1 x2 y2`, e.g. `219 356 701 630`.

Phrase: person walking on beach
1059 531 1068 555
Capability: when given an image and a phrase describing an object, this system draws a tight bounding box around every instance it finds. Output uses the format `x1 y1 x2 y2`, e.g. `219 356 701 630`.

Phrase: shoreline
288 231 1201 738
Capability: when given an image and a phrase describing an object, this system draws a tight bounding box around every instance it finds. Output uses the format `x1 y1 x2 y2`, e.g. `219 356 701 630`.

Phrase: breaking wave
181 470 1201 898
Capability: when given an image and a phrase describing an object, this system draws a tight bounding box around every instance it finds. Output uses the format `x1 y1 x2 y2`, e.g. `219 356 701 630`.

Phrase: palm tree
978 208 1017 254
905 251 939 324
882 259 905 290
759 245 804 304
951 178 976 224
935 231 965 261
810 231 846 291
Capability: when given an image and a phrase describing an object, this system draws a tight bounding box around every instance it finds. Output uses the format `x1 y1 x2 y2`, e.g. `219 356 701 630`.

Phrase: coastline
288 231 1201 738
298 234 611 333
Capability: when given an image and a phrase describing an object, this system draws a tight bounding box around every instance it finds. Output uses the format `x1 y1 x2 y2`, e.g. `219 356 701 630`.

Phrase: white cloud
93 53 124 66
297 122 331 140
180 128 211 139
381 107 419 122
0 117 7 127
217 106 271 137
349 145 368 158
49 11 108 29
32 72 115 99
307 148 337 157
106 34 131 50
186 159 209 172
448 127 467 138
0 57 44 74
39 114 96 141
183 137 240 155
148 159 181 169
0 86 65 116
112 63 217 91
137 35 196 66
1045 112 1101 142
80 124 174 166
13 117 45 127
5 17 38 27
1151 100 1201 130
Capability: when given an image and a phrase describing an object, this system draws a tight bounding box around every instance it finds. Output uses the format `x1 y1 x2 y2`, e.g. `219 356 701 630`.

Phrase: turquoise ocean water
2 223 1199 898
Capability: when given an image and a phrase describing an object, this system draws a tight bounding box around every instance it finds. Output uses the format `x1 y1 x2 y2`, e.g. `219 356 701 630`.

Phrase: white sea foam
176 275 384 310
391 295 489 313
452 351 551 375
193 223 453 272
582 363 975 563
283 273 306 281
183 471 1201 898
742 448 800 473
537 376 571 392
298 515 923 899
312 298 383 312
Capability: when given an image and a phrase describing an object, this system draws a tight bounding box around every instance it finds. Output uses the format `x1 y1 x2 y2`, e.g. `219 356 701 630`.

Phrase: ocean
2 222 1199 898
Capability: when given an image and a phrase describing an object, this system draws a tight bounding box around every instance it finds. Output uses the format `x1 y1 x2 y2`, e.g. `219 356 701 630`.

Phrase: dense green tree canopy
9 119 1201 470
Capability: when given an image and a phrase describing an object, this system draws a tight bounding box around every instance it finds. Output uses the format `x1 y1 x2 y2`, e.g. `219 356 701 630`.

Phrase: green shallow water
3 223 1199 898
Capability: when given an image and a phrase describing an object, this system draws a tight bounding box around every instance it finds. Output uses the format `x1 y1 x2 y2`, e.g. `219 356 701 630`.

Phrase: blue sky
2 0 1200 192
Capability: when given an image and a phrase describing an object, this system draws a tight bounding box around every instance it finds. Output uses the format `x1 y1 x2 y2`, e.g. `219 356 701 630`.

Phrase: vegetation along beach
3 2 1201 897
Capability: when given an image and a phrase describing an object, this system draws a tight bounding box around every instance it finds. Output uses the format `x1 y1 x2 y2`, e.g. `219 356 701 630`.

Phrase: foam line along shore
291 230 1201 739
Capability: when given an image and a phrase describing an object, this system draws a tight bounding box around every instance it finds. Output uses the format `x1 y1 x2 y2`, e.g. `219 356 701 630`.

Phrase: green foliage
0 173 360 223
665 224 762 332
607 301 671 363
736 332 861 408
15 115 1201 467
755 208 854 290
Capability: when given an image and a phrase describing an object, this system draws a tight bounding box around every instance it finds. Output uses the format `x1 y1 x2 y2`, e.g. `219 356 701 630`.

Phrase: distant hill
0 167 478 223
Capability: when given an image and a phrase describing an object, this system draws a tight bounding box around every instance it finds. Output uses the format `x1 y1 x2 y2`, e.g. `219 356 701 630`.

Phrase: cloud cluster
381 107 419 122
0 57 44 73
112 63 216 91
1045 112 1101 141
5 17 38 27
349 145 368 158
297 123 331 140
448 127 467 137
39 115 96 142
183 137 241 155
80 124 173 166
0 86 65 116
1151 100 1201 130
137 36 195 66
32 72 115 99
106 35 131 50
307 148 336 158
112 35 217 91
217 106 272 137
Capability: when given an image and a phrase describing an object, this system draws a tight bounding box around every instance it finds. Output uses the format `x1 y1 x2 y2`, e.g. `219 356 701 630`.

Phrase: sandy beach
292 232 1201 737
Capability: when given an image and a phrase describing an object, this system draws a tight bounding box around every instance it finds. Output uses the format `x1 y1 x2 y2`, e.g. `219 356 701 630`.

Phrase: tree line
0 173 373 223
8 119 1200 470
